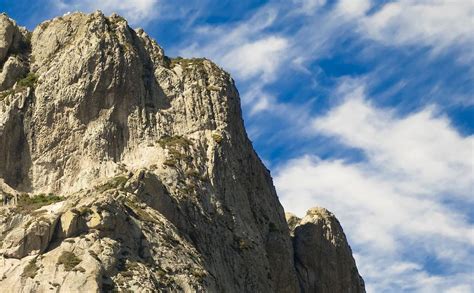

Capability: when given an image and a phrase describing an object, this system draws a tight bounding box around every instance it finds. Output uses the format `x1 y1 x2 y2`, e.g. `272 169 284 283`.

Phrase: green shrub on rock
17 72 38 88
21 259 39 278
57 251 81 271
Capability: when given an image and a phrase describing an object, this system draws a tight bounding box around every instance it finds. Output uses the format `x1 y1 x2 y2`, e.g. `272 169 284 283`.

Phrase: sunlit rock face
0 12 364 292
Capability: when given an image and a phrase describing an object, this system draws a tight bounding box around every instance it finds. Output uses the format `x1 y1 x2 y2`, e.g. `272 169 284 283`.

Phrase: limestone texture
0 11 364 292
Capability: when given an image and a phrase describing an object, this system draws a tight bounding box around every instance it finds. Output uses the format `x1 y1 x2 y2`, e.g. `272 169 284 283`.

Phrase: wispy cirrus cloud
178 7 289 83
359 0 474 61
220 36 289 82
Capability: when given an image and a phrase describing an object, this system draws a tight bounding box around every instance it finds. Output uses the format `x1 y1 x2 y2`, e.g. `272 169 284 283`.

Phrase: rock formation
287 209 365 292
0 12 364 292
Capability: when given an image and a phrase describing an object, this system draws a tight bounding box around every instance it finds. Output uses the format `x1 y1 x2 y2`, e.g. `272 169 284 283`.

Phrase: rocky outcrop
0 14 26 62
0 12 363 292
0 14 29 91
1 175 212 292
287 208 365 293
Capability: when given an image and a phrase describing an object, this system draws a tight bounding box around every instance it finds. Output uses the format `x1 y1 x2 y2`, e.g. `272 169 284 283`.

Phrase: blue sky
1 0 473 291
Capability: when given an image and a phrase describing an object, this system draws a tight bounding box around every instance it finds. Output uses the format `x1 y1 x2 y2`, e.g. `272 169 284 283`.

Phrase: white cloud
358 256 474 292
176 7 291 113
221 36 289 81
312 86 473 198
178 7 289 83
275 84 474 291
304 0 474 62
53 0 160 24
289 0 474 61
276 156 473 250
360 0 474 60
337 0 372 17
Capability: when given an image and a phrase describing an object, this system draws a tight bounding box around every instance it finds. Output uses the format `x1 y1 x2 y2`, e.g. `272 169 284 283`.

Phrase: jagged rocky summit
0 12 365 292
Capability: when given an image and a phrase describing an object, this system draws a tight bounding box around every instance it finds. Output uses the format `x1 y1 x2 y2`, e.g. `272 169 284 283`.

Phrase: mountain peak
0 12 364 292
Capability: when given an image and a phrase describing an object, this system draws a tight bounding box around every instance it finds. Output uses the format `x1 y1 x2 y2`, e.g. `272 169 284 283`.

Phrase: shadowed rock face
0 12 364 292
287 208 366 293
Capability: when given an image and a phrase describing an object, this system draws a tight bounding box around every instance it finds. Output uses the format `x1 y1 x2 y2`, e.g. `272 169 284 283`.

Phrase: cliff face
0 12 364 292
